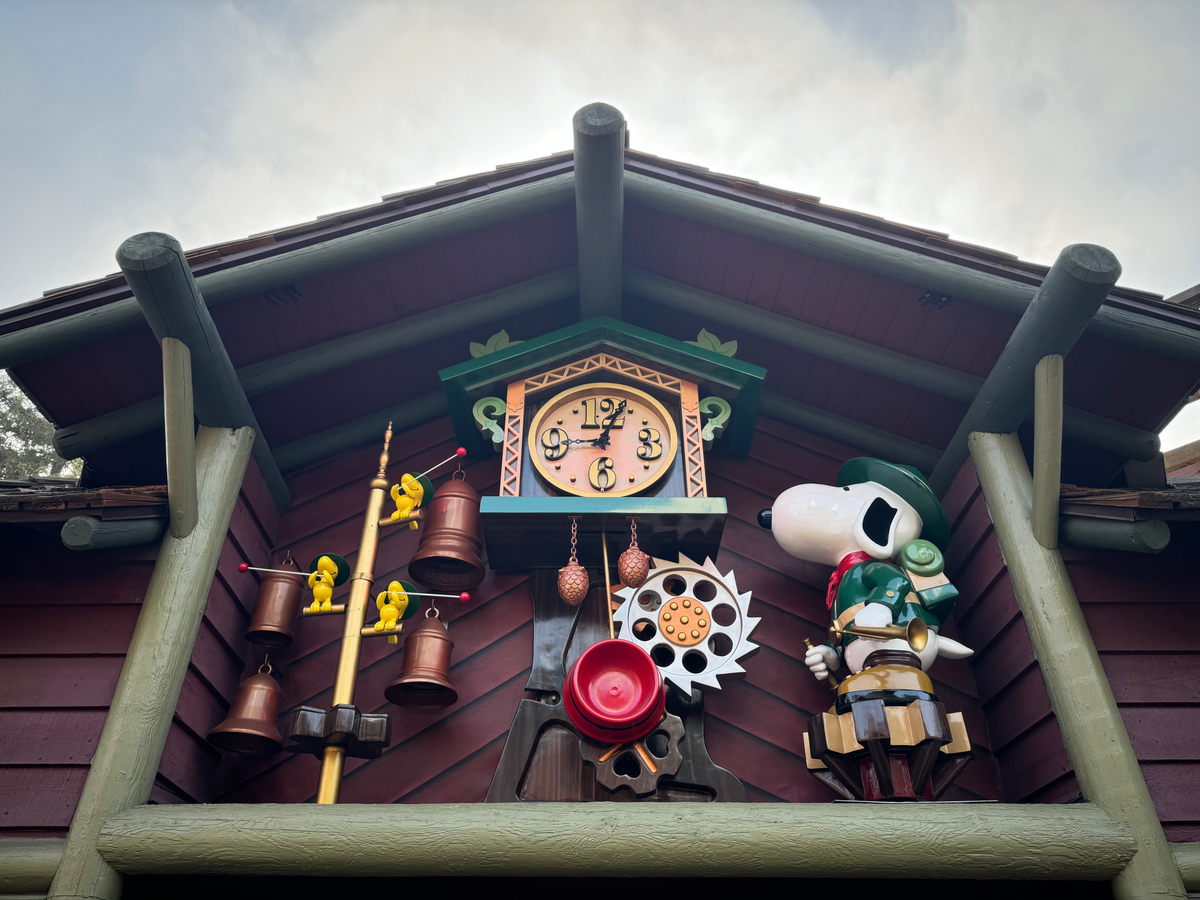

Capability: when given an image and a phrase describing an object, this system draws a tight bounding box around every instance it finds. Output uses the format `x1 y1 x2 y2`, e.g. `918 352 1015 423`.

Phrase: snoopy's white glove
804 643 841 681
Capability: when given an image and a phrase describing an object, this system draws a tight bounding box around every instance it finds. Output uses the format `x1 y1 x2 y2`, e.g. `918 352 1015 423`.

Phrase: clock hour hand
591 399 627 450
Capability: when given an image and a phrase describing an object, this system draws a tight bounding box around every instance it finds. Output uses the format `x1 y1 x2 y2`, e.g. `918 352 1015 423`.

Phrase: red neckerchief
826 551 875 610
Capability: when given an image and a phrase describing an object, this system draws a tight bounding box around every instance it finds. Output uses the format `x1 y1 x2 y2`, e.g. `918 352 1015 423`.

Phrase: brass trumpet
829 616 928 653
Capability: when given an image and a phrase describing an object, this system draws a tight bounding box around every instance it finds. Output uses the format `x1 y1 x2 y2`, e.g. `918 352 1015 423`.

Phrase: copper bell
407 475 486 592
385 612 458 709
246 568 303 646
207 664 283 756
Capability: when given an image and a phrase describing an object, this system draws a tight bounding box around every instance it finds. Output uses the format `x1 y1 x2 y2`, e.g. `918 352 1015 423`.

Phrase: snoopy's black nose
757 508 772 530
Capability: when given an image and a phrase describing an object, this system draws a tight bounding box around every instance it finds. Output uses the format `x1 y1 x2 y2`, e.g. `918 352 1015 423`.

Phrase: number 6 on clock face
588 457 615 491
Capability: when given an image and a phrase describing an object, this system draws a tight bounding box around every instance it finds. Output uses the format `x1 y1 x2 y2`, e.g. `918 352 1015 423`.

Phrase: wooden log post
162 337 197 538
1032 354 1063 549
116 232 289 511
969 431 1186 900
1059 516 1170 554
931 245 1121 496
625 266 1159 462
47 425 254 900
51 267 578 462
574 103 626 320
60 516 166 551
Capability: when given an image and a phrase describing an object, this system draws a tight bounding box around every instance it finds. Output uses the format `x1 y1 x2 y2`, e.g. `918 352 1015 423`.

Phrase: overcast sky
4 0 1199 445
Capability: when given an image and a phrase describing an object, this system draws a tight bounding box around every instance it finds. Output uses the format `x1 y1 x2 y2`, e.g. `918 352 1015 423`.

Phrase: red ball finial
459 592 471 603
237 562 249 573
455 447 466 458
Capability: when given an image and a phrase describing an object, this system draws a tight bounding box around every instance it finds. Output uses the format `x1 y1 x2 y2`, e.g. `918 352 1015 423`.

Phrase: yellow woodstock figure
375 581 410 644
390 474 427 530
308 556 339 612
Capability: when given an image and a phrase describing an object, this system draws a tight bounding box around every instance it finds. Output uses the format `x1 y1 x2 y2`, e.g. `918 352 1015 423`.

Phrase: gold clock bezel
526 382 679 498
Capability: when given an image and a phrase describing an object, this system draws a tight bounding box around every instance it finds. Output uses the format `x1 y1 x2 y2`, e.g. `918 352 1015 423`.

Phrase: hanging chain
259 653 273 675
569 516 579 564
629 517 639 549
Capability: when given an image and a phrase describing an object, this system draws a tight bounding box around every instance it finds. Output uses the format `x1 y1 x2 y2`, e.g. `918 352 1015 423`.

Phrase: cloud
3 0 1199 310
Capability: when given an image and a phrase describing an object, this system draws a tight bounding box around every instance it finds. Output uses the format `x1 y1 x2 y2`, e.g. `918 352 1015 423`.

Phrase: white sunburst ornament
613 554 760 695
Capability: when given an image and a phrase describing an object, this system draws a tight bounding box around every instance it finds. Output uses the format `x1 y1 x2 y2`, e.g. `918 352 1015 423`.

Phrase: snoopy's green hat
836 458 950 550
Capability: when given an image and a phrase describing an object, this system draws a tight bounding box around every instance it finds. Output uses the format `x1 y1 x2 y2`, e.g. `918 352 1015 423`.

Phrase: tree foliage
0 371 81 480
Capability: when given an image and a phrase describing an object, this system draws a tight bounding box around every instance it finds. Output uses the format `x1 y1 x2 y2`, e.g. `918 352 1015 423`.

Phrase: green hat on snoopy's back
837 458 950 550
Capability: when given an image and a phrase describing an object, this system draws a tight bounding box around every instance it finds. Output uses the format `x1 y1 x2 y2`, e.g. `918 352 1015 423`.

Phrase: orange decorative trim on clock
523 353 683 398
680 380 707 498
500 381 525 497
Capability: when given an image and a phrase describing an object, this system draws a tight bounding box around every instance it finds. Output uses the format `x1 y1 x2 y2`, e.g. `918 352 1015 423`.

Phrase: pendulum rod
316 421 394 804
601 531 614 640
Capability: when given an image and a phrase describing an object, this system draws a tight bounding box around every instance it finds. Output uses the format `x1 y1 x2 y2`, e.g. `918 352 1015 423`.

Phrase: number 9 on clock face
526 382 679 498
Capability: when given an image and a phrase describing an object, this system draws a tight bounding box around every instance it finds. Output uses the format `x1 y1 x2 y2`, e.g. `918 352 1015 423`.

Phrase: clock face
527 383 678 498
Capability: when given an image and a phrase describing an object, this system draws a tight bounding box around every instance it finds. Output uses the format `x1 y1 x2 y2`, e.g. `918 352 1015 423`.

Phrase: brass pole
601 531 614 640
315 422 394 804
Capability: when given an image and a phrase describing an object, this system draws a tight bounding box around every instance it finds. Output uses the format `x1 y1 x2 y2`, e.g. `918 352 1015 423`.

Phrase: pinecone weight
558 562 589 606
618 546 650 588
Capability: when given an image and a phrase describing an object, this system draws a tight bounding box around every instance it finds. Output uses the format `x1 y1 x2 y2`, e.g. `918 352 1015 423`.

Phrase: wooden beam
1165 436 1200 473
97 802 1133 880
48 426 254 900
625 172 1200 367
931 245 1121 496
51 268 578 461
0 836 64 894
1174 843 1200 891
116 232 289 511
60 515 166 551
162 337 197 538
1059 515 1170 554
1032 354 1063 549
969 431 1185 900
574 103 625 320
273 390 447 473
626 267 1159 462
759 390 941 474
0 174 574 370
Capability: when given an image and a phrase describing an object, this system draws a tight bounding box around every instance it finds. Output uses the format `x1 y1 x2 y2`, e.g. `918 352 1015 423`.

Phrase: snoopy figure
759 458 972 687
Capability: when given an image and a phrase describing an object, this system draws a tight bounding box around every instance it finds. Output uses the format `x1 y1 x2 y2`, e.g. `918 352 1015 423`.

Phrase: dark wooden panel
175 666 231 741
399 735 507 803
718 233 761 303
995 716 1071 802
0 710 107 764
703 713 835 803
1102 653 1200 704
941 457 980 529
956 570 1021 652
0 606 139 655
1067 558 1192 604
1141 762 1200 822
1122 708 1200 760
2 561 153 606
970 618 1039 706
983 664 1054 752
0 766 89 828
158 720 219 804
0 656 123 708
1083 603 1200 652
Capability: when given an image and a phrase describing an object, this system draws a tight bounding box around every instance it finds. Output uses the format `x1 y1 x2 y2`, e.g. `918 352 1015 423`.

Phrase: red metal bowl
565 639 664 743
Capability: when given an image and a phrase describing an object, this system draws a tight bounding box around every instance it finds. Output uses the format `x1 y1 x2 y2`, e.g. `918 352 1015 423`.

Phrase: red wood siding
0 459 277 832
221 414 1002 804
941 460 1200 836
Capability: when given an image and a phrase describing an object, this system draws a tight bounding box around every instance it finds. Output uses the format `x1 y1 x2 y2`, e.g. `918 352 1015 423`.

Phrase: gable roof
2 144 1197 496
